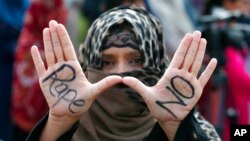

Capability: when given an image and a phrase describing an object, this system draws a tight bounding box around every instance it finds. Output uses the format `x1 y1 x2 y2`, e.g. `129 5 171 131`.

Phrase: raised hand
31 20 122 119
122 31 217 123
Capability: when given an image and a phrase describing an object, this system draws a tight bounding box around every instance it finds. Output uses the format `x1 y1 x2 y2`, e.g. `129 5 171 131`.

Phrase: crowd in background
1 0 250 141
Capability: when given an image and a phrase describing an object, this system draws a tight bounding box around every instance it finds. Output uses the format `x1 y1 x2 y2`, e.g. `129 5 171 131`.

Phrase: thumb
92 75 122 96
122 76 149 99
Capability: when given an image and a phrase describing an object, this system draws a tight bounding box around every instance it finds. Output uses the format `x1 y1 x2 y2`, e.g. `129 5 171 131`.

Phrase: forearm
39 114 79 141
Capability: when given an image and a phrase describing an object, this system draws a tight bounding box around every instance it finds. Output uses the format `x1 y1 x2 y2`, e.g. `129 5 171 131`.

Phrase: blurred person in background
144 0 200 59
220 0 250 141
11 0 68 140
0 0 29 140
81 0 144 24
64 0 87 51
201 0 250 140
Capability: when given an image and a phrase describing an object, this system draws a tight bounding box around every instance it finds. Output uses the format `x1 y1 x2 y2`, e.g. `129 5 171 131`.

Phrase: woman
27 6 220 141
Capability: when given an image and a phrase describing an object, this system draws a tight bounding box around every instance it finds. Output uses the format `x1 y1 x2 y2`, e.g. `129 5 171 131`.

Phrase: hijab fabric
79 5 169 74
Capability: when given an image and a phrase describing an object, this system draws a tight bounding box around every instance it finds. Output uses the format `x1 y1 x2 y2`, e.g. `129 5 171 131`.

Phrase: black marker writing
156 76 194 118
42 64 85 113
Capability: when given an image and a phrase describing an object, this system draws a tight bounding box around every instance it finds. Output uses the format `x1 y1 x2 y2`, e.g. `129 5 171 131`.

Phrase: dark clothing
26 110 209 141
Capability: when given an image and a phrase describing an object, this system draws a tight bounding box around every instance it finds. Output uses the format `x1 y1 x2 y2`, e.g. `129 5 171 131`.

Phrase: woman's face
101 47 143 73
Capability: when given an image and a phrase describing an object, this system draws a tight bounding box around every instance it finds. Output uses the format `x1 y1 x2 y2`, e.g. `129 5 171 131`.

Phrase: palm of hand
31 20 122 118
39 61 92 117
148 68 203 122
123 31 217 123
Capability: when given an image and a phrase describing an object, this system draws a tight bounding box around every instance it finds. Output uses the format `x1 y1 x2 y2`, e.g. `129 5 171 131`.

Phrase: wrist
48 113 80 126
40 114 80 141
158 120 181 141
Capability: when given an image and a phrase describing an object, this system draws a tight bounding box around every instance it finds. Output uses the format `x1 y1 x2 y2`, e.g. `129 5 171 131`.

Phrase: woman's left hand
122 31 217 138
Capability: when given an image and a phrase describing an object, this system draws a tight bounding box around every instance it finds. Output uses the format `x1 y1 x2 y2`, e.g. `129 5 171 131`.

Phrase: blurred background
1 0 250 141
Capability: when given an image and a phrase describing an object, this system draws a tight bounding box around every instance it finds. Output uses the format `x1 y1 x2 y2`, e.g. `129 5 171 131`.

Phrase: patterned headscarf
102 22 139 50
79 5 169 77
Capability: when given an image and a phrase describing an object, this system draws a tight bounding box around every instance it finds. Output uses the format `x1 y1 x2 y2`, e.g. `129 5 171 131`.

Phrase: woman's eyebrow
128 51 141 58
102 54 114 59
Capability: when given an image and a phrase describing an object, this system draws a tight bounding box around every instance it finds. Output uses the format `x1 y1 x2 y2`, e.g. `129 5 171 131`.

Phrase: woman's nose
114 62 131 73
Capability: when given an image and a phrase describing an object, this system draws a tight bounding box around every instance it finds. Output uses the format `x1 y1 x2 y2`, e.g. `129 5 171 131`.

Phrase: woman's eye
129 58 142 64
102 61 114 66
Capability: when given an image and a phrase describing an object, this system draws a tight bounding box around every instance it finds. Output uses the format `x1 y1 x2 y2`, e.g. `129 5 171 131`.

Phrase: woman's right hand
31 20 122 122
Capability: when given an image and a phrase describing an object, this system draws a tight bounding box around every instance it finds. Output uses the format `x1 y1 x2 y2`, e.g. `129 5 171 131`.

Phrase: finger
198 58 217 88
49 20 64 62
43 28 55 67
182 31 201 70
122 76 149 100
92 75 122 96
169 33 193 68
190 38 207 76
57 24 77 61
31 46 46 77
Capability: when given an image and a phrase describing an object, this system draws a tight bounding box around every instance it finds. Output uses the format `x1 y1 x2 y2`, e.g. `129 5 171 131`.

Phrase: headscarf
79 5 169 74
102 23 139 50
75 5 169 141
